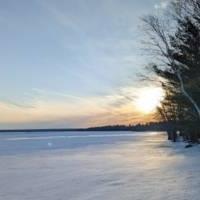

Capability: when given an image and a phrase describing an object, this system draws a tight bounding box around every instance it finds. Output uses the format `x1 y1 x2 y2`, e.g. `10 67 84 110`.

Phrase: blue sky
0 0 167 128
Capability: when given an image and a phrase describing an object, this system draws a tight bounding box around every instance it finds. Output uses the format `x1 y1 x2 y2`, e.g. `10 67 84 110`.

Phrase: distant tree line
86 122 171 132
0 122 174 132
143 0 200 143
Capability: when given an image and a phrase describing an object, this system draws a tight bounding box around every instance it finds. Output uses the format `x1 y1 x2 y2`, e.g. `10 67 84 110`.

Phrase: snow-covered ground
0 131 200 200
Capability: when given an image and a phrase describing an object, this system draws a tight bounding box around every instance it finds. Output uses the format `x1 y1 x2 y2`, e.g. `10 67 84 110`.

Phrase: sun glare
135 87 164 114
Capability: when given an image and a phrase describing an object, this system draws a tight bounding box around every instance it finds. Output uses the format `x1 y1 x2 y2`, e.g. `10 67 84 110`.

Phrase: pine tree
143 0 200 142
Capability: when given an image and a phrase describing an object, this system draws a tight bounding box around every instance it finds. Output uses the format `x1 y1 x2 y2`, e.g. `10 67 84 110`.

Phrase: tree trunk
176 70 200 120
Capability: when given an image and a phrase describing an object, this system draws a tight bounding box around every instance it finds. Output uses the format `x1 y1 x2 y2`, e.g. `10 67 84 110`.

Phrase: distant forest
86 122 169 132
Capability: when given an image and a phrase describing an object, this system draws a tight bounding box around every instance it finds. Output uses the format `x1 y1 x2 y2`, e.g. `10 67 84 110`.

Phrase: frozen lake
0 131 158 155
0 131 200 200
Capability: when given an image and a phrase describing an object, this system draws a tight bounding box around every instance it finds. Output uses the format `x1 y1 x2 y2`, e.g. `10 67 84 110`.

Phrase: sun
135 87 164 114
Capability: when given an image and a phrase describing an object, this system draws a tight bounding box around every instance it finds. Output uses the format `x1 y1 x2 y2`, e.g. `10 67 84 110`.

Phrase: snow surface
0 131 200 200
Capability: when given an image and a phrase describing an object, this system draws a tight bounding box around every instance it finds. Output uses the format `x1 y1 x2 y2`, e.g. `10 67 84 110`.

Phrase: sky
0 0 168 129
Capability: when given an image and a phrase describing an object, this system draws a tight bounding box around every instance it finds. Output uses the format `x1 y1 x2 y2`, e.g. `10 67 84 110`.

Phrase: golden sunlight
135 87 164 114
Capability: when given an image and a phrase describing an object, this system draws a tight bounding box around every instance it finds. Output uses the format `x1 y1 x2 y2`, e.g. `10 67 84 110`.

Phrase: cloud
0 97 35 109
0 85 159 129
32 88 85 102
38 0 81 32
154 0 170 10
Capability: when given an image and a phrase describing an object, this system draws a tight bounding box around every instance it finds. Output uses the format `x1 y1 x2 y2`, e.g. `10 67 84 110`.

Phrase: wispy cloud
0 97 35 109
154 0 170 10
0 85 159 128
32 88 85 102
38 0 81 32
